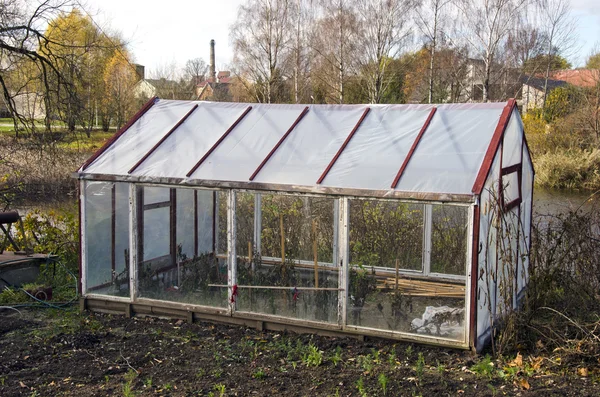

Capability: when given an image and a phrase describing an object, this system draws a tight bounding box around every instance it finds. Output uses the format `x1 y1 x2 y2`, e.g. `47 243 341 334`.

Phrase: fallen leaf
19 381 28 388
536 340 544 349
23 355 29 360
48 381 56 387
578 368 589 377
530 357 543 371
511 352 523 367
518 378 530 390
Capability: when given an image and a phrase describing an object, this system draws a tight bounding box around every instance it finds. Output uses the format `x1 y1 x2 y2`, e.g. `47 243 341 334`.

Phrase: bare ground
0 308 597 396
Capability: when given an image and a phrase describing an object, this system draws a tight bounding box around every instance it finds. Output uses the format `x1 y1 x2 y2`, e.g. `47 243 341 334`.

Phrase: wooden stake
280 214 285 264
313 219 318 288
395 259 399 292
248 241 253 264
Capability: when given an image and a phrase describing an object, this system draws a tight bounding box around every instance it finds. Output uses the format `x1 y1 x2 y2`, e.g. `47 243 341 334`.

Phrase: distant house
550 69 600 88
520 76 567 113
132 64 194 100
196 71 233 101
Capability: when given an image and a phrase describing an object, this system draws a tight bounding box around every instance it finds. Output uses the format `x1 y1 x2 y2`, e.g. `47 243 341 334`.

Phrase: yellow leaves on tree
103 52 138 130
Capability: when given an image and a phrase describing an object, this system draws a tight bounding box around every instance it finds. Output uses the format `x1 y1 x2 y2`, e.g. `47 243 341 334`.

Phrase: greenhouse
76 98 533 351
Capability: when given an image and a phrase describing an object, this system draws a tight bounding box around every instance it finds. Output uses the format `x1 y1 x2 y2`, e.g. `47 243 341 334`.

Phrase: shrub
534 149 600 190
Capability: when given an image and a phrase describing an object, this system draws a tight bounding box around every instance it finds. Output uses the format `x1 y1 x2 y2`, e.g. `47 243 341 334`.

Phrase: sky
82 0 600 75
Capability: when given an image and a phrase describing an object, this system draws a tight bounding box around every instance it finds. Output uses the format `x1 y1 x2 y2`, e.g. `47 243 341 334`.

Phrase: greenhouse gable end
75 98 533 351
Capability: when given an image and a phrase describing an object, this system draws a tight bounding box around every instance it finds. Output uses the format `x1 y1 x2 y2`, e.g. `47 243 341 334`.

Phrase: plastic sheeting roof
79 99 516 198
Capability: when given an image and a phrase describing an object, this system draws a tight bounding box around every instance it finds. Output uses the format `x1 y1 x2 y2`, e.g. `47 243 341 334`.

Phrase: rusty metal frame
249 106 309 181
316 107 371 185
81 96 158 171
128 104 198 174
469 204 480 350
77 173 476 203
472 99 516 195
186 106 253 177
391 107 437 189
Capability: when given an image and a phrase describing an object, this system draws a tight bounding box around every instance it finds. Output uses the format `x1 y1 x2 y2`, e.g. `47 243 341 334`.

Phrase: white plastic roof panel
84 100 193 175
321 106 433 190
79 99 527 199
252 105 367 186
395 103 506 195
501 110 523 168
132 102 250 178
190 104 308 182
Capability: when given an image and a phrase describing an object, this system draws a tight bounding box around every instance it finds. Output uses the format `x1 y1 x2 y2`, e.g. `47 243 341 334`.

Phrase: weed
415 352 425 380
378 373 388 395
143 377 152 388
357 355 373 373
0 376 6 386
212 368 223 379
405 345 413 358
252 369 266 379
162 383 173 391
302 343 323 367
196 368 206 378
371 348 381 364
330 345 343 366
471 355 495 379
387 348 397 366
213 383 226 397
356 377 368 397
122 368 137 397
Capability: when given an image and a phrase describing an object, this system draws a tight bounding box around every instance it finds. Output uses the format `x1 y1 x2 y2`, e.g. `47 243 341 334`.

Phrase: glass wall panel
235 193 338 323
197 190 215 254
176 188 195 260
137 186 226 308
349 200 423 271
84 181 130 297
347 199 466 342
430 205 468 275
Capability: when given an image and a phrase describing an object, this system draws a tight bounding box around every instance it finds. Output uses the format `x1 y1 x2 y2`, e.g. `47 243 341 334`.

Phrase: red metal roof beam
316 107 371 185
186 106 253 177
390 107 437 189
471 99 516 195
128 104 199 174
249 106 309 181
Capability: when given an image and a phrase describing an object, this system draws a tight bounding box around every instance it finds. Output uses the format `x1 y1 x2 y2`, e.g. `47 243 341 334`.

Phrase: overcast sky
82 0 600 75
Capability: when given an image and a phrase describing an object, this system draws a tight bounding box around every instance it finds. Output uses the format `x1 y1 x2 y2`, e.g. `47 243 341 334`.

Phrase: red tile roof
550 69 599 88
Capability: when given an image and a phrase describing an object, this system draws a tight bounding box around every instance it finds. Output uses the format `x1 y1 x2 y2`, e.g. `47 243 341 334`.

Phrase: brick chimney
209 39 216 83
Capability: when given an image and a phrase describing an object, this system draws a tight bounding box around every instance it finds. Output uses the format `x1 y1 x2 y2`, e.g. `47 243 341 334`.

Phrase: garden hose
0 254 78 312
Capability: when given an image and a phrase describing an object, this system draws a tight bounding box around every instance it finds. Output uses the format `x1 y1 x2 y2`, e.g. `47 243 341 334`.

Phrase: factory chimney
209 39 216 82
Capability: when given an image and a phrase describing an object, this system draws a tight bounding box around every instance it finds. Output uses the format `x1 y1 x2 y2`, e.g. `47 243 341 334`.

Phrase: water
533 187 597 216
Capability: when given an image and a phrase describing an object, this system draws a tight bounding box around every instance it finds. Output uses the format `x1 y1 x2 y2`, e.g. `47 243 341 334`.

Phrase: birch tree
354 0 415 104
538 0 577 110
231 0 292 103
311 0 359 104
416 0 452 104
457 0 529 102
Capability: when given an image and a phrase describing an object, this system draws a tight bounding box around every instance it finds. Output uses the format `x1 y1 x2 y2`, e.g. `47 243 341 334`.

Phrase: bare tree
290 0 314 103
416 0 452 104
538 0 577 110
457 0 529 102
0 0 77 135
183 58 207 86
231 0 292 103
311 0 359 104
354 0 415 104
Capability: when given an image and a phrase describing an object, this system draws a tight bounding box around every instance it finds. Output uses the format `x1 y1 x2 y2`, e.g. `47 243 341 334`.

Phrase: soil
0 308 597 396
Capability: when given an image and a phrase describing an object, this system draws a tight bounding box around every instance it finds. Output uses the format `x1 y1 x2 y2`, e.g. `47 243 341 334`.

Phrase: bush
534 149 600 190
497 194 600 359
